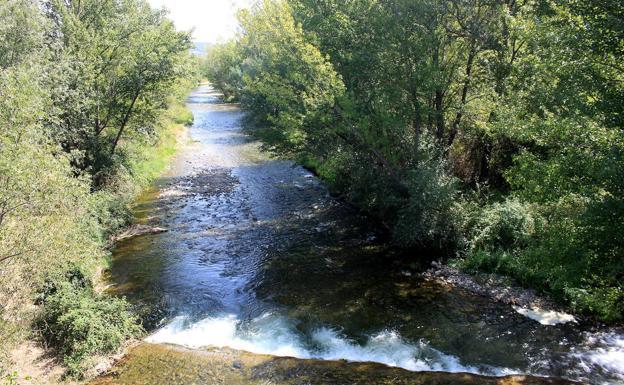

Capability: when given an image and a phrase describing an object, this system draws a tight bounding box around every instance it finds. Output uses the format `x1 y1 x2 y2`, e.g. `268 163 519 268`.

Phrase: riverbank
422 262 579 325
2 97 193 384
204 0 624 324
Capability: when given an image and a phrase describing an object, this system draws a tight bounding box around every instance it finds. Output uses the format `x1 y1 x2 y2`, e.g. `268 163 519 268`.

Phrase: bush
567 286 624 323
1 372 18 385
456 195 624 322
462 198 538 252
37 269 142 377
393 154 458 249
459 249 512 274
90 189 134 240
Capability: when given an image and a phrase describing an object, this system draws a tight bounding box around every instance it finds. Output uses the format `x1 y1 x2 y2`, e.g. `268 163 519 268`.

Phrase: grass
129 103 192 187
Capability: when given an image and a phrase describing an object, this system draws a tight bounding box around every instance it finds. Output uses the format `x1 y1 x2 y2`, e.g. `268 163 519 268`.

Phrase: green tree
203 42 243 101
207 0 624 320
0 0 191 375
45 0 192 184
233 0 345 155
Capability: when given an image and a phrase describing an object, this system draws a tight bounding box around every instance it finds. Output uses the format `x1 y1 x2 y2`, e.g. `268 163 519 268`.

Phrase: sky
146 0 254 43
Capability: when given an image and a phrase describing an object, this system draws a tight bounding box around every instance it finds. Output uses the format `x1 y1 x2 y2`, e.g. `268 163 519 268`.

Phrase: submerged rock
422 262 568 316
90 343 583 385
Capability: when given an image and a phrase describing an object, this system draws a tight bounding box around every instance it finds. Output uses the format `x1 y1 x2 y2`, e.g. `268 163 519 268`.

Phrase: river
93 85 623 385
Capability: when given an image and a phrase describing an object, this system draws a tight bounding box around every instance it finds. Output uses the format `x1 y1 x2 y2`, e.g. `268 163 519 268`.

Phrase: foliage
460 198 539 253
206 0 624 321
44 0 193 185
393 146 458 248
203 42 243 101
37 269 142 377
237 0 345 154
0 0 195 376
1 372 18 385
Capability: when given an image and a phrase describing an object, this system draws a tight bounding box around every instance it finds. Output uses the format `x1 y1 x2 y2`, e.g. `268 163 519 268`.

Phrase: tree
235 0 345 154
45 0 192 185
203 42 243 101
206 0 624 320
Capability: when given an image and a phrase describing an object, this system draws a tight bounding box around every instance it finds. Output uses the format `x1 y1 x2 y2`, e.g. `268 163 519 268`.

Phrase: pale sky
147 0 254 43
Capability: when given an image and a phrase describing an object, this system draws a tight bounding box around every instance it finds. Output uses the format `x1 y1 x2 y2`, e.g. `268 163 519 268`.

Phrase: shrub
463 198 538 252
90 190 134 240
457 195 624 321
393 155 458 249
171 104 194 126
459 249 514 275
567 286 624 323
1 372 18 385
37 269 142 377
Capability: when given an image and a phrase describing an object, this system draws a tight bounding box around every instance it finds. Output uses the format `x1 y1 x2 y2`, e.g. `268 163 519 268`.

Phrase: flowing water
100 86 623 385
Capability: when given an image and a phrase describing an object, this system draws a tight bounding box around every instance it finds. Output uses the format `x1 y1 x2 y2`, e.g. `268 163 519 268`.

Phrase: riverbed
93 85 623 385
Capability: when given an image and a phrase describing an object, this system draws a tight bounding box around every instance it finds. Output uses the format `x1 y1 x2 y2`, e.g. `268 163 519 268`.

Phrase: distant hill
191 42 213 56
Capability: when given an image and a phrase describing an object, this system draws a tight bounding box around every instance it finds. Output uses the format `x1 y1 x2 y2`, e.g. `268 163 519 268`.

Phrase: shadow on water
101 85 622 385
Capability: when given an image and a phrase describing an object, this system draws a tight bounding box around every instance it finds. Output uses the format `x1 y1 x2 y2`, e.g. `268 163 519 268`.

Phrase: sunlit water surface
107 86 624 385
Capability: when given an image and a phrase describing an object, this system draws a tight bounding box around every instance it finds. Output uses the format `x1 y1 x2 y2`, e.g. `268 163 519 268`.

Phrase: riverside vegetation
204 0 624 322
0 0 197 379
1 0 623 382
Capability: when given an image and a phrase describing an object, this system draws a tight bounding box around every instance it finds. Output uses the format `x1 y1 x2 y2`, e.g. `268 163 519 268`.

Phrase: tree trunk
432 46 446 141
110 88 141 156
411 89 422 147
448 45 477 147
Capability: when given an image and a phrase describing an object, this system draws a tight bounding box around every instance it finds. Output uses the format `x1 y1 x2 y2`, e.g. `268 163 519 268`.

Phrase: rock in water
113 224 168 242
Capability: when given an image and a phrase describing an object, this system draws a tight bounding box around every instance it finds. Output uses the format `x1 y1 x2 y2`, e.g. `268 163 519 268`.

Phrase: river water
101 86 623 385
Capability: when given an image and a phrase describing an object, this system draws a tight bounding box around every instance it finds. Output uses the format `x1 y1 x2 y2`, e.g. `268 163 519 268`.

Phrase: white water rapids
147 314 624 384
146 312 515 376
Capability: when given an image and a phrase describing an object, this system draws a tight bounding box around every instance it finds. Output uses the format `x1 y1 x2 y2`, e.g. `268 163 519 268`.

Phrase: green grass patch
129 104 192 187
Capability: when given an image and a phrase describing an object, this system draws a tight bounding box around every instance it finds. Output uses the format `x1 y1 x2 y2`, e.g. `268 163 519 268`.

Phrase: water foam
310 328 471 372
571 332 624 384
512 305 576 326
146 314 307 358
146 313 513 375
